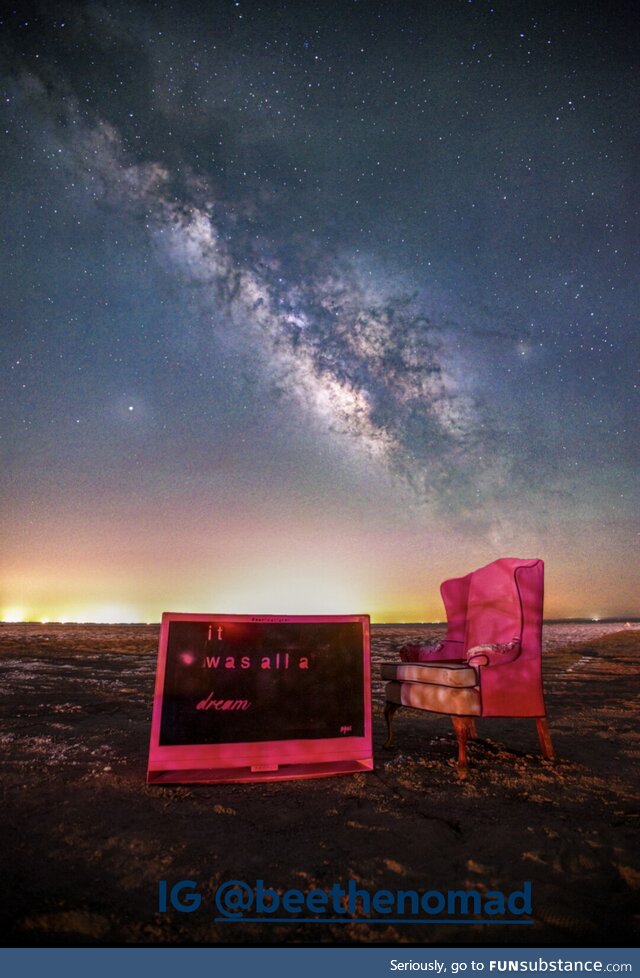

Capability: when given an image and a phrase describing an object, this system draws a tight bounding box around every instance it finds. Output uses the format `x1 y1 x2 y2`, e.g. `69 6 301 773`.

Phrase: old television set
147 613 373 783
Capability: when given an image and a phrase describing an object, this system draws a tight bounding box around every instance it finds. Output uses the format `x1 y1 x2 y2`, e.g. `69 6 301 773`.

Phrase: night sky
1 1 638 623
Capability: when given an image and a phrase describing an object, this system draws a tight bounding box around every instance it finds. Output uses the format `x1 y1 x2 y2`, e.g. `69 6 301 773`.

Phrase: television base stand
147 757 374 784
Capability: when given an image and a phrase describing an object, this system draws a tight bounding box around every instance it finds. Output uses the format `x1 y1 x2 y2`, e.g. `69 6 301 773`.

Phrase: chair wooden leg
467 718 478 740
384 701 401 749
451 716 469 779
535 717 555 760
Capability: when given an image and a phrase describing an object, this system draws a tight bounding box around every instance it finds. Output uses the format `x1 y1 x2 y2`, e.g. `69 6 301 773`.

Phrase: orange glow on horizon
3 590 639 625
3 494 638 625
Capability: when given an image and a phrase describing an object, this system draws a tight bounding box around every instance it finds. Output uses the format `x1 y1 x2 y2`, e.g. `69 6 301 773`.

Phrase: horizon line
2 616 639 626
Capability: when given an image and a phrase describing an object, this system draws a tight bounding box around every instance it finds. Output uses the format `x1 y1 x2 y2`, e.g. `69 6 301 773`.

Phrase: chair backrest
441 558 546 716
465 558 532 649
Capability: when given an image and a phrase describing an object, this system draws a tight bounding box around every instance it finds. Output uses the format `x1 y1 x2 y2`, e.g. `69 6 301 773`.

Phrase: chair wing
437 572 472 660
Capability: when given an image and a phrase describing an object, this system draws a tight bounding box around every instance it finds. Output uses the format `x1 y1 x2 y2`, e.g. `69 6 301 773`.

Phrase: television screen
147 613 373 783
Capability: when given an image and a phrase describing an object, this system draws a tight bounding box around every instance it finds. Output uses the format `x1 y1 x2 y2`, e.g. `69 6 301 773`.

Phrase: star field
1 1 638 622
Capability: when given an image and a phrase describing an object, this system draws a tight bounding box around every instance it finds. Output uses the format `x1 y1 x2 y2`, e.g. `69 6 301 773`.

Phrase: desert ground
0 622 638 947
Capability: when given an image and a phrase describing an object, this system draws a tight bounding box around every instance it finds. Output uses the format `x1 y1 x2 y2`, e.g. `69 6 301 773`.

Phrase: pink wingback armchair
380 557 554 777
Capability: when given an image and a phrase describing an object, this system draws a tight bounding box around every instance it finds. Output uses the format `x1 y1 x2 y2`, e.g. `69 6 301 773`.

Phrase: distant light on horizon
52 603 140 624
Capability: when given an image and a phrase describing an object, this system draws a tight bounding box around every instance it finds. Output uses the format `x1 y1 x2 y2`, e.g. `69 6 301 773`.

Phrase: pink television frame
147 612 373 784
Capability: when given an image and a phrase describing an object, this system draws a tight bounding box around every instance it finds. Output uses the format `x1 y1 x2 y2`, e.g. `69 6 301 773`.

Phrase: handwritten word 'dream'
196 691 251 712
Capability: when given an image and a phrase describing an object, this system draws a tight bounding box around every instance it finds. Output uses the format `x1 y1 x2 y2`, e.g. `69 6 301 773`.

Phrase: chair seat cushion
385 679 481 716
380 660 478 687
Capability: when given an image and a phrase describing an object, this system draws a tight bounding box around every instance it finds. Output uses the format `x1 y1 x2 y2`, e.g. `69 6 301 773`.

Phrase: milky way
1 2 638 619
21 85 479 500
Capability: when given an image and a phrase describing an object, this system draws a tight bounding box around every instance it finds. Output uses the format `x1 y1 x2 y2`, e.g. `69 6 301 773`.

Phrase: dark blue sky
1 1 638 621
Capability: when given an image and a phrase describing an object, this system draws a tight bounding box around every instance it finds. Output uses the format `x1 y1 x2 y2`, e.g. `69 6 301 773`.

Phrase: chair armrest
466 638 521 667
398 641 446 662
